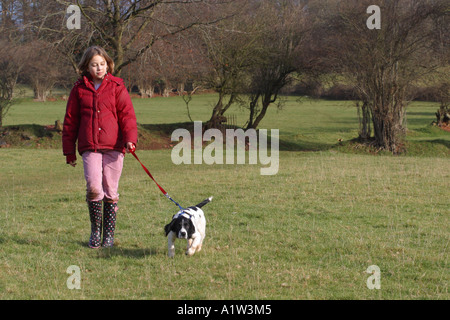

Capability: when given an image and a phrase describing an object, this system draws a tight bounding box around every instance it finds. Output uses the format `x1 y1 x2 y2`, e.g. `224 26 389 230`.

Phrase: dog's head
164 197 212 240
164 213 195 240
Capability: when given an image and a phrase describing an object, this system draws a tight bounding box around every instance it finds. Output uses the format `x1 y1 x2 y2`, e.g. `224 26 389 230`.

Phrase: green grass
0 94 449 300
4 94 449 154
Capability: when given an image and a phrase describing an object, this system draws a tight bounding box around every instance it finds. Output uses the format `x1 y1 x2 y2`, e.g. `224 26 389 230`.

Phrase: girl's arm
115 83 138 148
62 85 81 164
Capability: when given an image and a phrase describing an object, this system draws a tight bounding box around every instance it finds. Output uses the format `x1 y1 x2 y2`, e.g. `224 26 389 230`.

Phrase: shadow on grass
279 139 333 152
75 241 160 258
2 124 55 138
140 122 195 134
407 111 436 117
140 122 335 152
406 139 450 156
7 122 446 154
428 139 450 149
1 122 337 152
99 247 160 259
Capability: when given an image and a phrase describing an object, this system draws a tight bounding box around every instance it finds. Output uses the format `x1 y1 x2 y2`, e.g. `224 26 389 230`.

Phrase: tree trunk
248 95 271 130
0 105 3 128
371 102 406 153
138 84 154 98
357 100 372 140
33 81 50 102
163 87 171 97
246 94 259 130
436 104 450 126
207 93 236 129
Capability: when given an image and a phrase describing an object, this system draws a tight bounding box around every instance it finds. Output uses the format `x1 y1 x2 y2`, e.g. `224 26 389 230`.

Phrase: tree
435 83 450 127
323 0 448 153
198 6 259 129
0 41 22 127
122 31 206 99
37 0 236 77
22 40 69 101
243 0 310 130
200 0 312 130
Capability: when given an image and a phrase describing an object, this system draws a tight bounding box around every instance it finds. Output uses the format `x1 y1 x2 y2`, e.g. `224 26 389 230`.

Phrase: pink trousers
82 151 124 203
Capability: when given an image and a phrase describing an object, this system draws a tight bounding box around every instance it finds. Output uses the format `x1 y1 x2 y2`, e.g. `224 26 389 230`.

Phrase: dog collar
173 210 193 220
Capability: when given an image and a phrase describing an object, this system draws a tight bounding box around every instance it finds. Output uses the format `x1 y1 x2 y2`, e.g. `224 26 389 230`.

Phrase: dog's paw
186 248 196 256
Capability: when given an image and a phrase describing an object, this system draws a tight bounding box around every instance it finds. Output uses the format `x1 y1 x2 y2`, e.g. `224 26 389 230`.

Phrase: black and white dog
164 197 212 258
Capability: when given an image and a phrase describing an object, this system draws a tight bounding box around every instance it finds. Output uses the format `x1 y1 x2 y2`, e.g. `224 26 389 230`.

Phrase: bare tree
0 1 27 126
199 9 258 129
21 40 69 101
199 0 313 130
435 83 450 127
0 41 23 127
243 0 310 130
322 0 448 153
35 0 236 77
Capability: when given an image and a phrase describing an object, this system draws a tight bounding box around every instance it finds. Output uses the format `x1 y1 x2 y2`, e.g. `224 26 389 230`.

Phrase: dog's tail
196 196 213 209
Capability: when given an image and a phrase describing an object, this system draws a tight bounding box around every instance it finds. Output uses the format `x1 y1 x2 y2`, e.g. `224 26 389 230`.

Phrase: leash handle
130 149 184 211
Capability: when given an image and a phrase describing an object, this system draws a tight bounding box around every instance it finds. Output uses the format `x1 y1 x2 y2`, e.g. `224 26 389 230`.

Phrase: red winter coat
62 73 138 159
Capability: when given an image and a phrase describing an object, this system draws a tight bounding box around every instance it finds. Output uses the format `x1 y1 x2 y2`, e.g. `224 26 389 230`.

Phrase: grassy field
3 94 450 154
0 94 448 300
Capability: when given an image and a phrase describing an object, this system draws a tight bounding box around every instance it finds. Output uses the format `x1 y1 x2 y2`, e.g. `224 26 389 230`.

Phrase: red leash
129 147 184 210
130 149 167 195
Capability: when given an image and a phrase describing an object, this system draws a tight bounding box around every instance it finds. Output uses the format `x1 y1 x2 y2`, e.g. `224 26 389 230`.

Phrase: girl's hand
126 142 136 153
66 154 77 167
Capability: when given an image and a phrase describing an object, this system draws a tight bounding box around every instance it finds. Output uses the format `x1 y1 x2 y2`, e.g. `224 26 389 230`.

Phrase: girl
63 46 138 249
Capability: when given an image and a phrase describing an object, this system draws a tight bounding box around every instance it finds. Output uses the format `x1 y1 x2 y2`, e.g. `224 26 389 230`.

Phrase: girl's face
88 55 108 81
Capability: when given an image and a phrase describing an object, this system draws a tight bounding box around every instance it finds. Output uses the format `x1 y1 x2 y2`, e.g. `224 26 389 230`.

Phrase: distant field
0 94 448 300
4 94 449 155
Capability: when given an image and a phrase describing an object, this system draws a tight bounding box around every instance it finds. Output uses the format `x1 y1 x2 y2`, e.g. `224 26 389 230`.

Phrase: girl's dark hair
77 46 115 77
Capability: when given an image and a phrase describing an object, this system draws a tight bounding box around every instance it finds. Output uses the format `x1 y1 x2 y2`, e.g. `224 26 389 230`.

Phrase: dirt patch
439 124 450 132
0 124 175 150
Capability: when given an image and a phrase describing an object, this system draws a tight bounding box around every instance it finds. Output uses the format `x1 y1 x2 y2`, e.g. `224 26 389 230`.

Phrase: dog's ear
187 219 196 239
164 220 175 237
